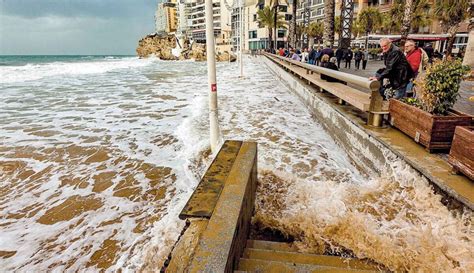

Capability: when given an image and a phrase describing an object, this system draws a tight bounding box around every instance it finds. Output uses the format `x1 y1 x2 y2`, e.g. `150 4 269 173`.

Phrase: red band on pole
211 83 217 92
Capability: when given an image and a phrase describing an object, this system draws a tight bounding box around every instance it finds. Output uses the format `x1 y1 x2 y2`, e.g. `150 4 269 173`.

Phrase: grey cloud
0 0 157 54
0 0 157 19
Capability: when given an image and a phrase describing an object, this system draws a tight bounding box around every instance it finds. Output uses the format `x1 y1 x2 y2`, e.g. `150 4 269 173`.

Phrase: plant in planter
389 59 472 152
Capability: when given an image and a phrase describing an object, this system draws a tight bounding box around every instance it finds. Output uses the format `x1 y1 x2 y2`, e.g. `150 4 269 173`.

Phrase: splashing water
0 55 472 272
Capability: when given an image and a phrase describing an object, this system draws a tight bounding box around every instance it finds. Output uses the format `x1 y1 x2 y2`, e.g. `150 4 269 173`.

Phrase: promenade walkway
338 60 474 115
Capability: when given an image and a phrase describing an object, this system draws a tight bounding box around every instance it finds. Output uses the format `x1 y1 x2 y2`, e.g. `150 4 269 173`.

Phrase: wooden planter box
448 126 474 180
389 99 473 152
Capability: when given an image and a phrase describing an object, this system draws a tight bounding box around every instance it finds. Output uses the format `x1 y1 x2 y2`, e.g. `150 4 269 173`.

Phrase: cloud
0 0 157 19
0 0 157 54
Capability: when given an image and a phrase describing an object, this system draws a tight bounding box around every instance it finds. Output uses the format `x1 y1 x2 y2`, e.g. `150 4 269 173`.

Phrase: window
278 29 286 38
249 30 257 39
253 14 257 21
285 14 292 21
279 5 287 12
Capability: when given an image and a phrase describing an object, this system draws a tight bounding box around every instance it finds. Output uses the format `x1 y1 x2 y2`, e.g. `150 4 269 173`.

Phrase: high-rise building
155 0 178 35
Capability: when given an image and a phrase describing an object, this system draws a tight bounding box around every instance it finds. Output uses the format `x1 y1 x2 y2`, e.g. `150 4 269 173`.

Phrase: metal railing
264 53 386 127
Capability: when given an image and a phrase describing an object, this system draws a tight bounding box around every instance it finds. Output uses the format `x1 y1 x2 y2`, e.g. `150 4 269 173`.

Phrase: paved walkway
338 60 474 115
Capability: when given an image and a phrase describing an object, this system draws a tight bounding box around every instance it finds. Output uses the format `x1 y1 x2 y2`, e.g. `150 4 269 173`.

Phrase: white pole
239 1 244 78
205 0 220 153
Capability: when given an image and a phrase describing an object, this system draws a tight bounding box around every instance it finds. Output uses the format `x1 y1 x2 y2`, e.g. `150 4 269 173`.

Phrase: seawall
262 56 473 211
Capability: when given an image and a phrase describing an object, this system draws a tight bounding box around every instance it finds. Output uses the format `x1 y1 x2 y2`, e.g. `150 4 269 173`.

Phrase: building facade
155 0 178 35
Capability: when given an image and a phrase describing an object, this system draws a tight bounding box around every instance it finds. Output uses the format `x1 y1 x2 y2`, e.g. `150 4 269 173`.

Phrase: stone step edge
238 258 378 273
243 248 382 271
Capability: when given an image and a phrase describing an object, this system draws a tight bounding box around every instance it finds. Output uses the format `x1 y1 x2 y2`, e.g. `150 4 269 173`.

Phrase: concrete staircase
236 240 383 273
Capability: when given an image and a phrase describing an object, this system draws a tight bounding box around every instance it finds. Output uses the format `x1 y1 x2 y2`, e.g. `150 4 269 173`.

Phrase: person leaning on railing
368 38 414 100
320 54 340 83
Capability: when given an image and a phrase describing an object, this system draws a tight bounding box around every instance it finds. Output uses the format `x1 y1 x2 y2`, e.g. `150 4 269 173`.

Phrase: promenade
339 60 474 115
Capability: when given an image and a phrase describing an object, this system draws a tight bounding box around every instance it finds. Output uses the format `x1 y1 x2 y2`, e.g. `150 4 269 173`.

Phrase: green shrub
410 59 470 115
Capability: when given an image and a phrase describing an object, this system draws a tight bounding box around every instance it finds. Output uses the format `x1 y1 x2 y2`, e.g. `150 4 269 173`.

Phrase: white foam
0 57 155 84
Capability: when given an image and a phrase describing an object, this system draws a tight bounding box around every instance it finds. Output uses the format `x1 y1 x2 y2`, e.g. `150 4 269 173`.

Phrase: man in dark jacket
335 47 344 68
308 46 317 64
344 48 353 69
369 38 413 100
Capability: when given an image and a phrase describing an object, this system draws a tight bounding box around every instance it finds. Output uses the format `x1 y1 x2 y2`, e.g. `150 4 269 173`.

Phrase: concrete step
243 248 381 271
238 258 377 272
246 239 299 252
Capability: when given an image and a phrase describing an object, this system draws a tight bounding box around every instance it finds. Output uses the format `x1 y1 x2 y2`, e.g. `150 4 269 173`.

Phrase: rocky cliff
136 33 236 62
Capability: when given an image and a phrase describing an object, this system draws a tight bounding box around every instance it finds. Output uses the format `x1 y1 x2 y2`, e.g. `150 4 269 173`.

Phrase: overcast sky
0 0 158 55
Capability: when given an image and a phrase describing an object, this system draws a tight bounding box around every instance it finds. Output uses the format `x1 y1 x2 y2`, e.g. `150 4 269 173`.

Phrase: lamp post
205 0 220 153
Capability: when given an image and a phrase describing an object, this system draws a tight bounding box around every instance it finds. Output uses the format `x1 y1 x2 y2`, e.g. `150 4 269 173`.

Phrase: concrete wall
165 141 258 272
262 56 473 210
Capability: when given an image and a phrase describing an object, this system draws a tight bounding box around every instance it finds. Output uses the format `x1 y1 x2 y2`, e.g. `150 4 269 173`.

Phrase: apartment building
155 0 178 35
296 0 325 25
243 0 293 50
185 0 233 51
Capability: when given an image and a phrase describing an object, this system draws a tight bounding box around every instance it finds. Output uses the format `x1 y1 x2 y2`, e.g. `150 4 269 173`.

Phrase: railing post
368 81 384 127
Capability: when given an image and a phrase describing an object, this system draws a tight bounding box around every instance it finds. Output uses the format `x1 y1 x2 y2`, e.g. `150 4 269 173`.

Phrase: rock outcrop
136 34 177 60
136 33 236 62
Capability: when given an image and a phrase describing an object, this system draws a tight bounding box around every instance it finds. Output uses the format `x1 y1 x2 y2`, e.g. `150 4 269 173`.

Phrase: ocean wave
0 57 154 84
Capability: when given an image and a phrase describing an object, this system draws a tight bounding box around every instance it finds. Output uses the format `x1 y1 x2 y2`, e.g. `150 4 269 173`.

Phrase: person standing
354 48 362 69
308 46 316 64
369 38 413 100
301 48 309 63
315 47 323 66
321 43 334 59
344 48 353 69
362 48 369 70
423 43 434 63
335 47 344 68
291 49 301 61
404 40 422 95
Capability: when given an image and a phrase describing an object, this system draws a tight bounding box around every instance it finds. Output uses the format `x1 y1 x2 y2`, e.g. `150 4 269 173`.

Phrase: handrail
264 53 380 91
264 52 386 127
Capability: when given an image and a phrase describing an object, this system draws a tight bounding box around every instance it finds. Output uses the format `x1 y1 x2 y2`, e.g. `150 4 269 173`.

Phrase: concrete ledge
263 56 474 210
166 141 258 272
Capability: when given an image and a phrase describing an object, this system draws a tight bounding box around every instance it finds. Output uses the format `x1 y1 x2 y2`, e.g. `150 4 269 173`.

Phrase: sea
0 55 472 272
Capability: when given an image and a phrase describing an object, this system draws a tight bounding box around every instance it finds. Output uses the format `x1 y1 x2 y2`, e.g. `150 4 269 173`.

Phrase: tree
269 0 289 51
400 0 414 47
335 16 341 37
257 6 287 50
323 0 336 46
295 22 307 48
387 0 432 47
289 0 298 49
357 7 383 49
306 21 324 48
434 0 470 58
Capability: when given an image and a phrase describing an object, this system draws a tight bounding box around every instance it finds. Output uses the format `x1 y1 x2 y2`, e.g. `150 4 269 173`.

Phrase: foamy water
0 56 472 272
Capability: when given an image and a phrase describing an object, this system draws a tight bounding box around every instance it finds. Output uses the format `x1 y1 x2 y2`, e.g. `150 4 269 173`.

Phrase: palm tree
387 0 431 47
289 0 298 49
257 6 287 50
269 0 288 51
410 0 431 33
433 0 470 58
357 7 383 49
306 21 324 48
323 0 336 46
